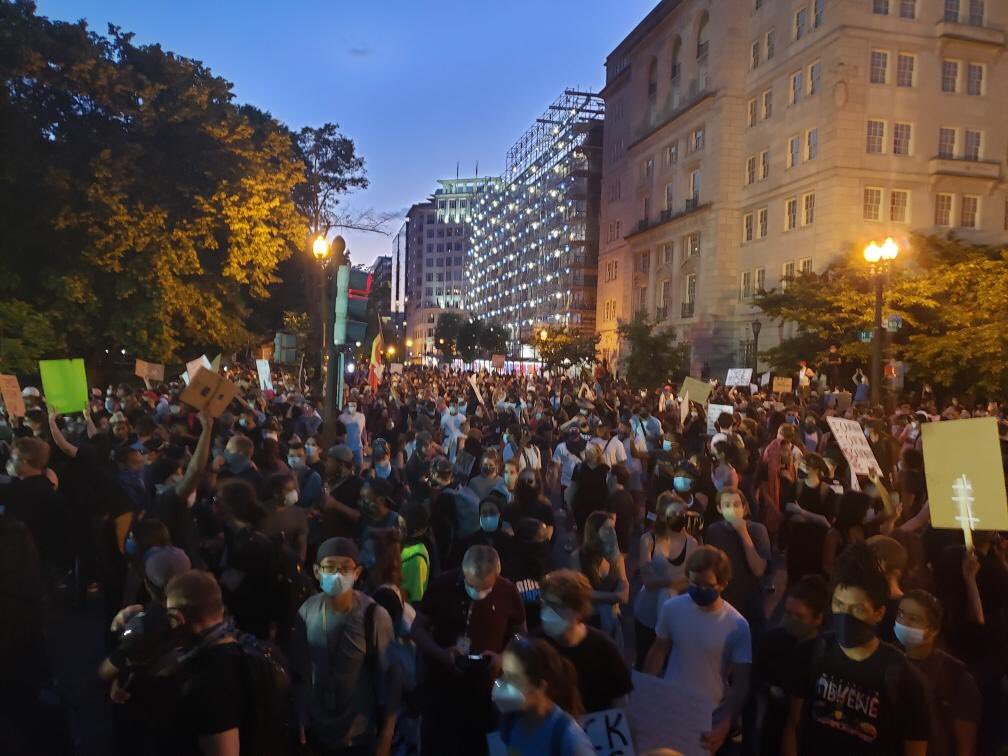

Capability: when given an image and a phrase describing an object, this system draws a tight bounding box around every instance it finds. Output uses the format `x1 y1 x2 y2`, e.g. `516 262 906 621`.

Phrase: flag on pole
368 327 385 391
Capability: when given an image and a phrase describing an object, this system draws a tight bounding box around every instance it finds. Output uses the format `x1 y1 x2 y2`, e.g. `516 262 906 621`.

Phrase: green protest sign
39 358 89 414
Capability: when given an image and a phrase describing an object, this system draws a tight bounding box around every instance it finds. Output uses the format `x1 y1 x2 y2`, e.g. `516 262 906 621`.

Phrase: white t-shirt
339 410 366 450
654 594 752 707
503 444 542 473
551 442 583 487
592 435 627 468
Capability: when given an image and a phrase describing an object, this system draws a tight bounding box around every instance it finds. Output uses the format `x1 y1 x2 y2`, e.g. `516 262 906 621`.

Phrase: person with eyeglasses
293 537 397 756
643 545 752 755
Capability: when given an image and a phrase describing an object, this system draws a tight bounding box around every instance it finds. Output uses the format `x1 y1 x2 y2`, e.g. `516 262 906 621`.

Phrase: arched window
647 58 658 99
696 12 710 60
670 37 682 79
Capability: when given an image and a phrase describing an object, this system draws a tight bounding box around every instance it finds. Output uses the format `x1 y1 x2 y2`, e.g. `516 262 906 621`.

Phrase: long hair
580 510 613 585
506 635 584 717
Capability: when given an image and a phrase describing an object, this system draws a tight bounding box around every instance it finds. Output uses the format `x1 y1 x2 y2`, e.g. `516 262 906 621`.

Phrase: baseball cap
21 386 40 399
327 444 354 463
316 537 359 565
143 546 192 589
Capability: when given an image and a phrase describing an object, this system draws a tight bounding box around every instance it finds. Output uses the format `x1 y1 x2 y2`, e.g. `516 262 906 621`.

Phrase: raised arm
47 408 78 458
175 409 213 500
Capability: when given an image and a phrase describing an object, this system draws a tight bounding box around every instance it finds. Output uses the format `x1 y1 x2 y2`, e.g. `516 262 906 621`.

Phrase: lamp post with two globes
863 237 899 406
311 233 348 423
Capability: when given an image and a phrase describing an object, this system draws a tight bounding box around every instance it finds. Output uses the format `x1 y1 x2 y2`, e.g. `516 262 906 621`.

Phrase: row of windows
865 121 983 160
794 0 826 41
436 199 469 209
423 255 465 266
424 270 464 282
860 188 986 229
424 226 466 238
861 188 911 223
868 50 986 95
874 0 986 25
739 267 768 301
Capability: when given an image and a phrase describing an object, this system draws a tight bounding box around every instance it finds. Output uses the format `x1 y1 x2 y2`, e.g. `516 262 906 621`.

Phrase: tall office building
467 89 604 354
389 222 408 338
404 178 497 360
597 0 1008 374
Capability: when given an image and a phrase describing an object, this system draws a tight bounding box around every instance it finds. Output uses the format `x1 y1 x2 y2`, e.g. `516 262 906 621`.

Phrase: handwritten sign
0 374 26 418
134 359 165 382
826 416 882 477
39 359 89 414
629 671 711 756
725 368 752 387
922 417 1008 532
680 376 713 405
579 708 636 756
707 404 734 436
390 362 403 375
760 371 771 387
180 367 238 418
255 359 273 391
772 376 793 394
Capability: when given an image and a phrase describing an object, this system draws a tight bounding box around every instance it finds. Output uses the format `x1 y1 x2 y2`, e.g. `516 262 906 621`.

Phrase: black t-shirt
174 642 249 756
320 475 363 540
786 634 930 755
603 489 636 553
0 475 69 565
908 649 981 756
543 627 633 713
149 487 201 565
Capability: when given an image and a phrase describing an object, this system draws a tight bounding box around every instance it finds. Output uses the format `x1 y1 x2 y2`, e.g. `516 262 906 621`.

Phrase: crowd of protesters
1 358 1006 756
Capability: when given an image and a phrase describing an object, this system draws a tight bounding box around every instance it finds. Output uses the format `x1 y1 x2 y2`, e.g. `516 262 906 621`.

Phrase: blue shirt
497 705 595 756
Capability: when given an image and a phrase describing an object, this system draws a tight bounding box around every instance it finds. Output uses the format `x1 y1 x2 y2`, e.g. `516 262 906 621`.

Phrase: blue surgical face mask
662 439 673 451
673 476 692 493
687 584 719 607
480 515 500 533
224 451 248 473
375 462 392 479
319 571 354 597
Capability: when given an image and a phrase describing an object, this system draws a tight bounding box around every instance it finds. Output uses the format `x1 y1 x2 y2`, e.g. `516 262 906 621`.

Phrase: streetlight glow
387 346 396 356
880 237 899 261
312 234 329 260
538 328 548 341
863 242 882 264
405 339 413 348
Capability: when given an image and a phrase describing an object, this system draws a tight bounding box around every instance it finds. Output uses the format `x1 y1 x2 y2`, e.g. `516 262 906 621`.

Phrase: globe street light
750 319 762 376
310 233 347 424
863 237 899 406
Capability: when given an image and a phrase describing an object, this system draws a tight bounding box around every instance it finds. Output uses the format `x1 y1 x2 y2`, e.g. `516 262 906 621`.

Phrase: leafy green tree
457 318 484 361
0 3 309 366
479 322 509 357
755 234 1008 396
535 327 599 372
617 317 690 390
0 300 66 374
434 312 465 360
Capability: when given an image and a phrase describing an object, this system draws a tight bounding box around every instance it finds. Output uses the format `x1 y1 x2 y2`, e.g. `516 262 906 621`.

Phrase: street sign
858 330 872 343
885 315 903 332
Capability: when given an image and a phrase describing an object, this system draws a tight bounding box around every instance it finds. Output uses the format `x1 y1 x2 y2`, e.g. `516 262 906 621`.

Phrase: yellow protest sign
680 376 713 405
923 417 1008 533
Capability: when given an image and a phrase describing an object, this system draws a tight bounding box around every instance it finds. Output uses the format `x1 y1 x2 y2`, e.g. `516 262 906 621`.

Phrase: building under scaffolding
467 89 604 353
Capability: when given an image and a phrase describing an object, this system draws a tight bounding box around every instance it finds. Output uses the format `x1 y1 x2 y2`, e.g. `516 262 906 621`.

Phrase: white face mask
284 489 299 506
347 404 357 414
540 606 571 639
491 679 526 714
264 432 278 441
465 582 492 601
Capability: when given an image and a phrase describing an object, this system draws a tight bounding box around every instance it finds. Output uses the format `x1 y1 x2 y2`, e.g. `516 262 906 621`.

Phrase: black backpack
266 532 314 628
232 631 294 756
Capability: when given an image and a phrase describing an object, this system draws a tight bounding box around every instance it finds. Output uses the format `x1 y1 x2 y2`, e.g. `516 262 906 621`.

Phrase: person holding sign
643 546 752 755
490 635 595 755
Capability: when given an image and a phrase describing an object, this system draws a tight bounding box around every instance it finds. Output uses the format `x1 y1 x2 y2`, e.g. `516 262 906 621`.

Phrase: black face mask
832 612 876 649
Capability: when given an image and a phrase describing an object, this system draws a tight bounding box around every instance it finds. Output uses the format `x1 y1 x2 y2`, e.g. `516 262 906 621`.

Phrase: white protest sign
579 708 636 756
255 359 273 391
760 370 771 387
826 416 882 477
467 374 485 406
186 354 212 379
629 671 712 756
390 362 403 375
725 368 752 387
707 404 733 436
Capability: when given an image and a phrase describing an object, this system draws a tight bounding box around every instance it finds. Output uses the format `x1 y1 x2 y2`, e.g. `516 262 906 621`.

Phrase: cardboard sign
760 371 771 387
707 404 734 436
826 416 882 477
0 374 26 418
255 359 274 391
629 671 712 756
491 354 505 370
186 355 212 379
579 708 636 756
180 367 238 418
922 417 1008 533
772 376 793 394
679 391 690 426
39 358 89 414
680 376 713 405
390 363 403 375
210 353 222 373
725 368 752 387
134 359 165 382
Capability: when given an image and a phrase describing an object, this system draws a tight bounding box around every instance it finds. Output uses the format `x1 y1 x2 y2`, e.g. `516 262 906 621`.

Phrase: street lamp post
311 233 347 426
750 319 761 376
863 238 899 406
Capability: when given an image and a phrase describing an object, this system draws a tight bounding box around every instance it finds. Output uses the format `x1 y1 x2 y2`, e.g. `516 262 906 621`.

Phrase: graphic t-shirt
787 634 929 755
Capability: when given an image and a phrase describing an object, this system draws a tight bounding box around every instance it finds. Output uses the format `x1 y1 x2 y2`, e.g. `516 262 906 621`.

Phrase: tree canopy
617 317 690 390
534 327 599 372
755 234 1008 397
0 2 372 371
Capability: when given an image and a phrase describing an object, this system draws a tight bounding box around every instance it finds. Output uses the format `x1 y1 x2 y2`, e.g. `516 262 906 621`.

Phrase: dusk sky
36 0 657 266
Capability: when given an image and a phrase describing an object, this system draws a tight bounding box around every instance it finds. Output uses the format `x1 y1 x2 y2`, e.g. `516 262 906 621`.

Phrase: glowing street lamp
863 237 900 406
312 234 329 261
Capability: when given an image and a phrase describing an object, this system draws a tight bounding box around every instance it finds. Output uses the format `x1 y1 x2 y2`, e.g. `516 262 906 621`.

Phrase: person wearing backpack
163 569 289 756
490 635 594 755
293 537 396 756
